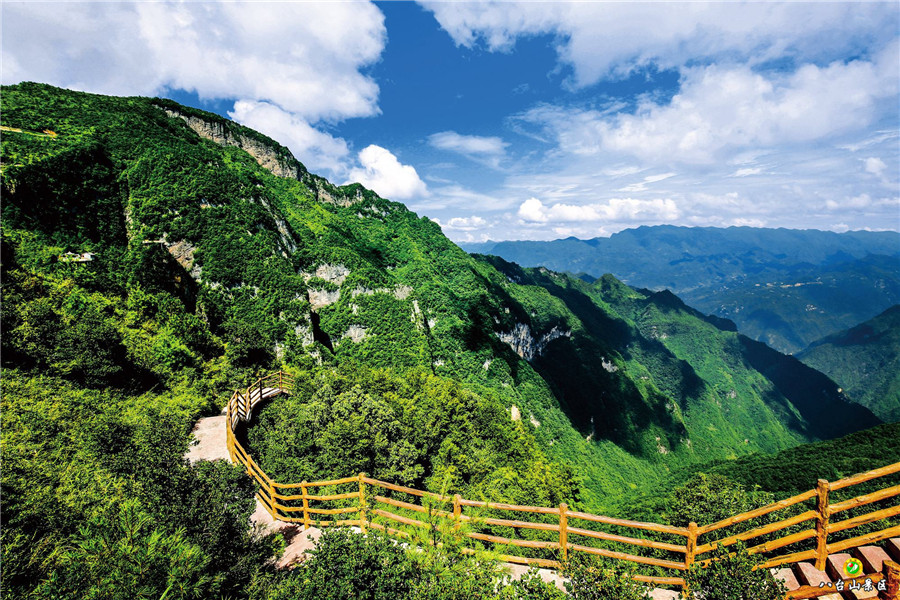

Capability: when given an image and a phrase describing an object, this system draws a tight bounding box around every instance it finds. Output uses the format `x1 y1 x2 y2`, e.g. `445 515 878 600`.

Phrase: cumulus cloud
346 145 428 200
421 1 897 86
864 157 887 179
229 101 351 174
519 48 898 165
428 131 508 168
3 2 385 121
518 197 679 223
3 2 387 179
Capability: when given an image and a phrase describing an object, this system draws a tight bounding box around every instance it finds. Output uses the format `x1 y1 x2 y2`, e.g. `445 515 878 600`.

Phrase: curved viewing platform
226 372 900 597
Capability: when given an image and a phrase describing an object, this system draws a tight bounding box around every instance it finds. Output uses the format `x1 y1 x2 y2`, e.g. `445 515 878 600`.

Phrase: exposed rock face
163 109 299 179
160 106 369 208
295 324 315 347
510 405 522 422
350 285 413 300
302 264 350 286
497 323 572 361
601 358 619 373
308 288 340 310
342 325 368 343
167 239 203 281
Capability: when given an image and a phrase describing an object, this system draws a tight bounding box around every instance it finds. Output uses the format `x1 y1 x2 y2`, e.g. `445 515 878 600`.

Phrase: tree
682 541 786 600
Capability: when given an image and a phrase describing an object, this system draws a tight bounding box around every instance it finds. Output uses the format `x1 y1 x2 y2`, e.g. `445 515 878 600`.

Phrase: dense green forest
1 83 891 598
797 305 900 422
464 227 900 354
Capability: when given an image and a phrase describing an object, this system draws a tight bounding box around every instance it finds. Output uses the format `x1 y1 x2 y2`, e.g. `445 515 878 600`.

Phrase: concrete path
186 411 322 567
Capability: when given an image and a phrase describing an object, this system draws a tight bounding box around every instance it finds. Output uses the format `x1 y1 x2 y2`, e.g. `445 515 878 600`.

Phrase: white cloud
864 157 887 178
444 216 488 231
421 2 897 86
229 100 350 174
428 131 508 168
732 168 763 177
518 197 679 223
346 145 428 200
3 2 386 122
2 2 387 180
617 172 676 192
519 49 898 165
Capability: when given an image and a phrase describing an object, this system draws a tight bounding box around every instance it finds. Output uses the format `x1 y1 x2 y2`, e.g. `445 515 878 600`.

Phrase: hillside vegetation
0 83 886 598
464 227 900 354
797 305 900 422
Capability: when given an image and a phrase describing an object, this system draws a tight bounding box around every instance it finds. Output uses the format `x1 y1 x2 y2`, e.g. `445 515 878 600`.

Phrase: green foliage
497 570 567 600
34 499 214 600
666 473 774 528
2 83 893 599
264 528 419 600
682 542 786 600
256 527 548 600
562 555 650 600
246 366 577 505
0 371 276 599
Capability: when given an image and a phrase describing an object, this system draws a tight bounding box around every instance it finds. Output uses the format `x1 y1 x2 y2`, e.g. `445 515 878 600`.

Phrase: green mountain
463 227 900 354
2 81 881 502
0 83 884 596
797 305 900 422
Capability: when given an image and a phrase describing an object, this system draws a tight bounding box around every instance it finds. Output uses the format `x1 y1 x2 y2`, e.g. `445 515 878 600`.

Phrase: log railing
225 372 900 597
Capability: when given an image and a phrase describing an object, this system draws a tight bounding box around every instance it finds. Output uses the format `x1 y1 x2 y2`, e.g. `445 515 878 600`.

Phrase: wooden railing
226 372 900 596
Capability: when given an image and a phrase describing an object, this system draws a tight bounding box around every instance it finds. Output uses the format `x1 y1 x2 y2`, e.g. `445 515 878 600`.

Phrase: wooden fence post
559 503 569 563
268 481 278 521
815 479 830 571
301 481 311 531
279 370 283 392
685 522 698 569
358 472 367 532
684 522 698 596
881 560 900 600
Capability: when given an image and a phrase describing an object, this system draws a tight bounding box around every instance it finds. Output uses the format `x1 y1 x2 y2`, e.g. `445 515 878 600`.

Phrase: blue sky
3 1 898 242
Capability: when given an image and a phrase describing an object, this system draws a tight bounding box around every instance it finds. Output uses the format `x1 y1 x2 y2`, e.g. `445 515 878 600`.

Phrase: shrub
497 569 567 600
562 554 650 600
666 473 774 528
682 541 786 600
267 528 418 600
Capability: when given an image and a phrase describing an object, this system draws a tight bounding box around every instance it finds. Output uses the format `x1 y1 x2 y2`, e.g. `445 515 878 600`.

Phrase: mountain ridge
461 227 900 353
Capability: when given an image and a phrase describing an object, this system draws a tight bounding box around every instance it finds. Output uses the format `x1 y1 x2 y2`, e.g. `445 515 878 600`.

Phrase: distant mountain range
463 226 900 354
798 305 900 422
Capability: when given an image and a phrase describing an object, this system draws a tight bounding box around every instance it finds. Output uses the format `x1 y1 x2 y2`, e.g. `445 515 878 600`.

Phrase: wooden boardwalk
213 371 900 598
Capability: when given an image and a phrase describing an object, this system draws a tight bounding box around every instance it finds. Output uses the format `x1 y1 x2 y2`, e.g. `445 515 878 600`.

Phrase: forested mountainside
797 305 900 422
0 83 883 596
464 228 900 354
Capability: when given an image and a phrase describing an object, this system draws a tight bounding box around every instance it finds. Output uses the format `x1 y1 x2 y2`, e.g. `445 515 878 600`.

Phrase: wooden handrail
225 372 900 596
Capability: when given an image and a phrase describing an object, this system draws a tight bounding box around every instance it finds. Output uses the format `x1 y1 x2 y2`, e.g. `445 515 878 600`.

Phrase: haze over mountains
463 227 900 354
